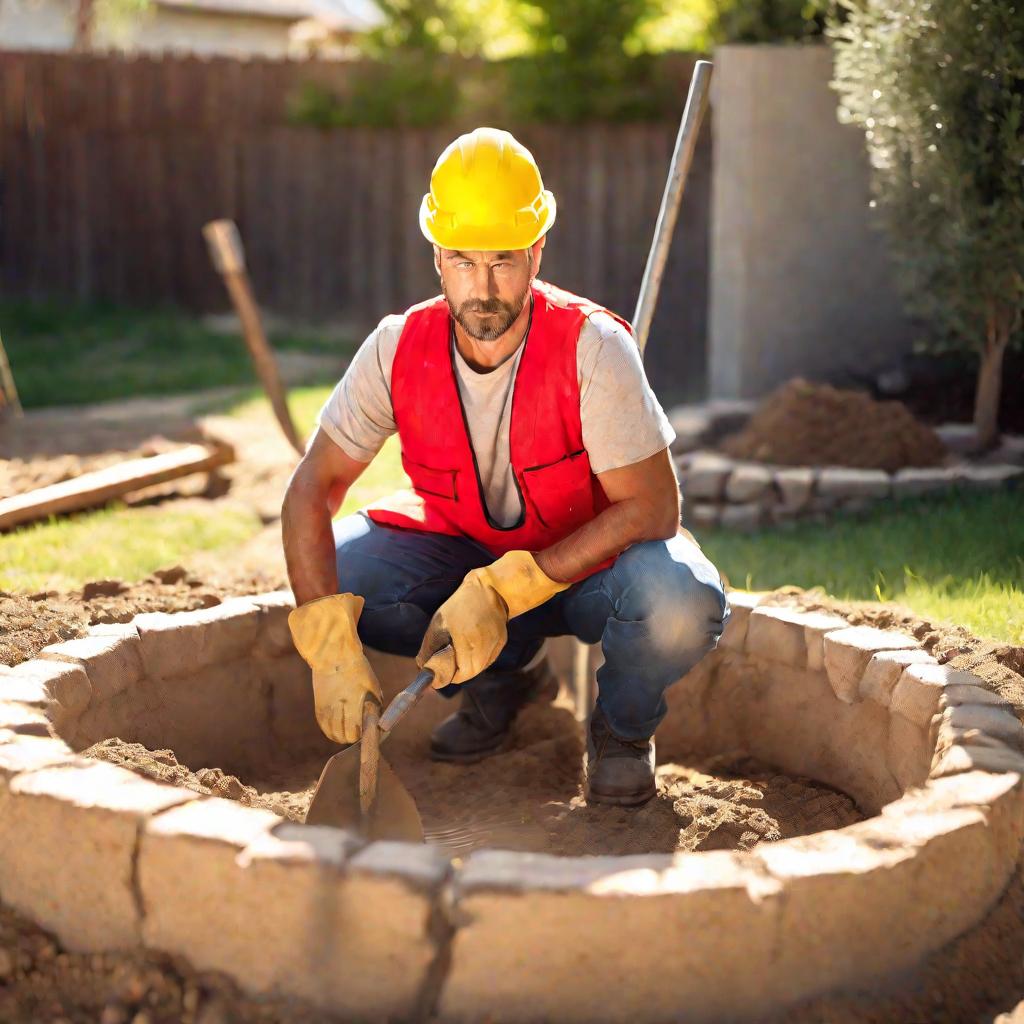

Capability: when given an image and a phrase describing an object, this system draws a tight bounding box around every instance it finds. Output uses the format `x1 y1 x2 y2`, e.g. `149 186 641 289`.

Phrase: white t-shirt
318 306 675 528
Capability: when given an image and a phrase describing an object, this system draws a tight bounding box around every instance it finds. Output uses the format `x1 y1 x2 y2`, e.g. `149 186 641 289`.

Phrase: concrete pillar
709 43 914 398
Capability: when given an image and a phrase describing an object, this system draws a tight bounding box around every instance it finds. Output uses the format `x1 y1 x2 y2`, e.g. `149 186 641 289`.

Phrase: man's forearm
282 479 346 606
534 494 678 583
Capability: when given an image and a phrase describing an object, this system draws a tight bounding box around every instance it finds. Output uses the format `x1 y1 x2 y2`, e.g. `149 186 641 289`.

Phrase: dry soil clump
720 378 948 471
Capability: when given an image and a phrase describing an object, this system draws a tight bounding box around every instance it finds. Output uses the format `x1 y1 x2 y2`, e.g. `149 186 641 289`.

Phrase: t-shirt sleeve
316 314 404 463
578 312 676 475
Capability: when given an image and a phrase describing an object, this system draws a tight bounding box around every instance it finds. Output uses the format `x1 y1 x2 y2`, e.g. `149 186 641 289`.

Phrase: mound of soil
720 379 948 471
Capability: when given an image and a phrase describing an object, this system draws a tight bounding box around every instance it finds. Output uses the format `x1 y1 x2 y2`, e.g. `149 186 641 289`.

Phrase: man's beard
441 279 529 341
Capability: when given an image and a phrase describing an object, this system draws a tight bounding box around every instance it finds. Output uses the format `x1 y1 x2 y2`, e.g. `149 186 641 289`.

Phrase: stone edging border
0 591 1021 1023
666 403 1024 531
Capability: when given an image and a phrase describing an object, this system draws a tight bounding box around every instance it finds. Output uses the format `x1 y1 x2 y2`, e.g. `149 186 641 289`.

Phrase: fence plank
0 50 711 398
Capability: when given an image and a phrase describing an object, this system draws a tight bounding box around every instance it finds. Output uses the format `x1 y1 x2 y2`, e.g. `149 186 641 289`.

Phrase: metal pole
632 59 713 357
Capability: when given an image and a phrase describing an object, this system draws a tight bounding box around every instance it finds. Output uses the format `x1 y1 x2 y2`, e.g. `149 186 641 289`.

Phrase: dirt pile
720 379 948 471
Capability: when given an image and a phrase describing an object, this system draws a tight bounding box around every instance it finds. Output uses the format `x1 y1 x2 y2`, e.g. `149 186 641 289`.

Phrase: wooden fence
0 51 711 400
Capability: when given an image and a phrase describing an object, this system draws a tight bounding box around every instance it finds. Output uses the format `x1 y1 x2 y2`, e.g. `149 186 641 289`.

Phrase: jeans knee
610 540 729 660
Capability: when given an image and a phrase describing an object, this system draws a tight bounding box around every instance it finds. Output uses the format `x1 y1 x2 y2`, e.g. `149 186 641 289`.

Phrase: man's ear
433 244 442 277
529 237 545 280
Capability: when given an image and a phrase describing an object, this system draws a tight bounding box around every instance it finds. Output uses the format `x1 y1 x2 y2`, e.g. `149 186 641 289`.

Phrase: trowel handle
378 665 437 733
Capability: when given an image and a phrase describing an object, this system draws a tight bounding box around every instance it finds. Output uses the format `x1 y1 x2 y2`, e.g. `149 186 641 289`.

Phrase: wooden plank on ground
0 442 235 531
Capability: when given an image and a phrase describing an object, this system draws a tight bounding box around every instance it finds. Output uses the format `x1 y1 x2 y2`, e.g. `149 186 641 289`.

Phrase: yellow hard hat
419 127 556 251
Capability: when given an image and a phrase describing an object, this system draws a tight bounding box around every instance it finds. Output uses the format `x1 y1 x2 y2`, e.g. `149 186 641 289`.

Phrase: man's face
435 246 538 342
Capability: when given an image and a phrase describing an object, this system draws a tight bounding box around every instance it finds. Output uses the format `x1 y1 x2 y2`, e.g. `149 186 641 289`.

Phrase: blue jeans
334 514 730 740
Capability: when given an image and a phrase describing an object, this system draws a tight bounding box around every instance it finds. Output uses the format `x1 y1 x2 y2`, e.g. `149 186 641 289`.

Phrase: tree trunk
973 302 1013 451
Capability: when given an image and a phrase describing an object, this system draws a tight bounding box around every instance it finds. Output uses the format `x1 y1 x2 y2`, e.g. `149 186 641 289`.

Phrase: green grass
0 505 262 593
700 489 1024 644
0 298 357 408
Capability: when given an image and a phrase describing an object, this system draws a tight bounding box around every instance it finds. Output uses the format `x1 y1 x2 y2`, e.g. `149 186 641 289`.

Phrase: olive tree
831 0 1024 448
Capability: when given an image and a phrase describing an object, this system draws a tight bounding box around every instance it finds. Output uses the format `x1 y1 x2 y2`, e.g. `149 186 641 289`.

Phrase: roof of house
152 0 384 30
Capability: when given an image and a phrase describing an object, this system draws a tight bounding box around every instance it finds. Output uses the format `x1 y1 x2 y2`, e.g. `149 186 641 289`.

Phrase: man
284 127 729 806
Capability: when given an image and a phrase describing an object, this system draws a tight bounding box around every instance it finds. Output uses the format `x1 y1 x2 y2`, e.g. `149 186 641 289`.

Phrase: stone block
746 607 812 667
259 653 335 758
891 662 960 728
958 464 1024 489
680 452 734 500
667 405 712 452
887 713 932 792
39 632 143 703
860 649 937 707
0 734 81 786
931 742 1024 780
774 467 815 511
719 503 763 531
686 502 720 531
817 467 891 500
934 423 978 454
251 590 297 658
134 598 263 678
123 659 271 778
754 805 1009 998
441 849 782 1024
0 762 195 951
725 463 773 503
718 590 764 652
12 658 92 714
939 704 1024 750
0 673 49 707
143 810 445 1019
0 700 52 737
940 678 1014 709
823 627 918 704
892 466 961 498
802 613 857 672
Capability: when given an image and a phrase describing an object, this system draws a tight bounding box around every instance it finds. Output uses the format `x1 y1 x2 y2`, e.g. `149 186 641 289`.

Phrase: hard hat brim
419 191 557 252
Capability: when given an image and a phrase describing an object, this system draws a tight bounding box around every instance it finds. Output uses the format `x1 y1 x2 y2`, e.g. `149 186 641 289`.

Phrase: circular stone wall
0 590 1022 1023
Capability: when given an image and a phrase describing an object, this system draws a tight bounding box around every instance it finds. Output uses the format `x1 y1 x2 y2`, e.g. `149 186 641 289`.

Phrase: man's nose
469 264 498 300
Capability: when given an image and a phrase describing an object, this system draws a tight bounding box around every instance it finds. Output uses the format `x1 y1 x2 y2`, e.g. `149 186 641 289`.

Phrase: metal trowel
305 652 448 842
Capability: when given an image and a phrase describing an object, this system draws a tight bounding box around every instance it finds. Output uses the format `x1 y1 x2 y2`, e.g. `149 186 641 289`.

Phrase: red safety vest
365 280 633 573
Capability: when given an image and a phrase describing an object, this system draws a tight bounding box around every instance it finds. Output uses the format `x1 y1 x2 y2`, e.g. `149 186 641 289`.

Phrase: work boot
585 705 656 806
429 658 556 763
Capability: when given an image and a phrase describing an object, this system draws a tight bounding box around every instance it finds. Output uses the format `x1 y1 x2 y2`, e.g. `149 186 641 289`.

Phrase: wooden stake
203 220 305 456
0 326 23 419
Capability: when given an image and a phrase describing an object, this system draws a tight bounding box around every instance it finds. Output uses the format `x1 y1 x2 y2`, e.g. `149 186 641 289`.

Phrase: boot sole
585 781 658 807
428 732 510 764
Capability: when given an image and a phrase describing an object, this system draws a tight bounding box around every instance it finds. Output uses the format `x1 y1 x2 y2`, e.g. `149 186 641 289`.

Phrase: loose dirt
720 378 949 471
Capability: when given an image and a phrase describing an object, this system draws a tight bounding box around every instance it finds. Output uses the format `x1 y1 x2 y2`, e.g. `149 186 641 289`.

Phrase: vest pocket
404 458 459 501
521 449 592 529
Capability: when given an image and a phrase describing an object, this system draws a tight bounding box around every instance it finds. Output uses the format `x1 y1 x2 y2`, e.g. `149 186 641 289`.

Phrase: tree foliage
830 0 1024 444
711 0 832 43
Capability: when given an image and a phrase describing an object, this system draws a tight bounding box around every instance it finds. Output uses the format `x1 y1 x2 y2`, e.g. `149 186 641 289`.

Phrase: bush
831 0 1024 447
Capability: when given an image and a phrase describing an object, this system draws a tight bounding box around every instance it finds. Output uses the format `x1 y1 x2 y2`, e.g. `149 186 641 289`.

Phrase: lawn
0 298 357 408
700 489 1024 644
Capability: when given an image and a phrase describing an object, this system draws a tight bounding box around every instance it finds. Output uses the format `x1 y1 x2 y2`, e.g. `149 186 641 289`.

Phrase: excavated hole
61 630 866 857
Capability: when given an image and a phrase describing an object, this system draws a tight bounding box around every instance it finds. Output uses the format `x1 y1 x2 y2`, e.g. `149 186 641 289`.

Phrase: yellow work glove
288 593 383 745
416 550 569 688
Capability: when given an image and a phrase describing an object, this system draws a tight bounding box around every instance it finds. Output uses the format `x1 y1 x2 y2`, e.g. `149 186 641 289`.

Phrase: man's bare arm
534 447 681 583
281 428 372 606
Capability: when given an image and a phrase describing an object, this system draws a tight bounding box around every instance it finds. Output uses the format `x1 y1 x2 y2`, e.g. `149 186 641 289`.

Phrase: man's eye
458 262 473 269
